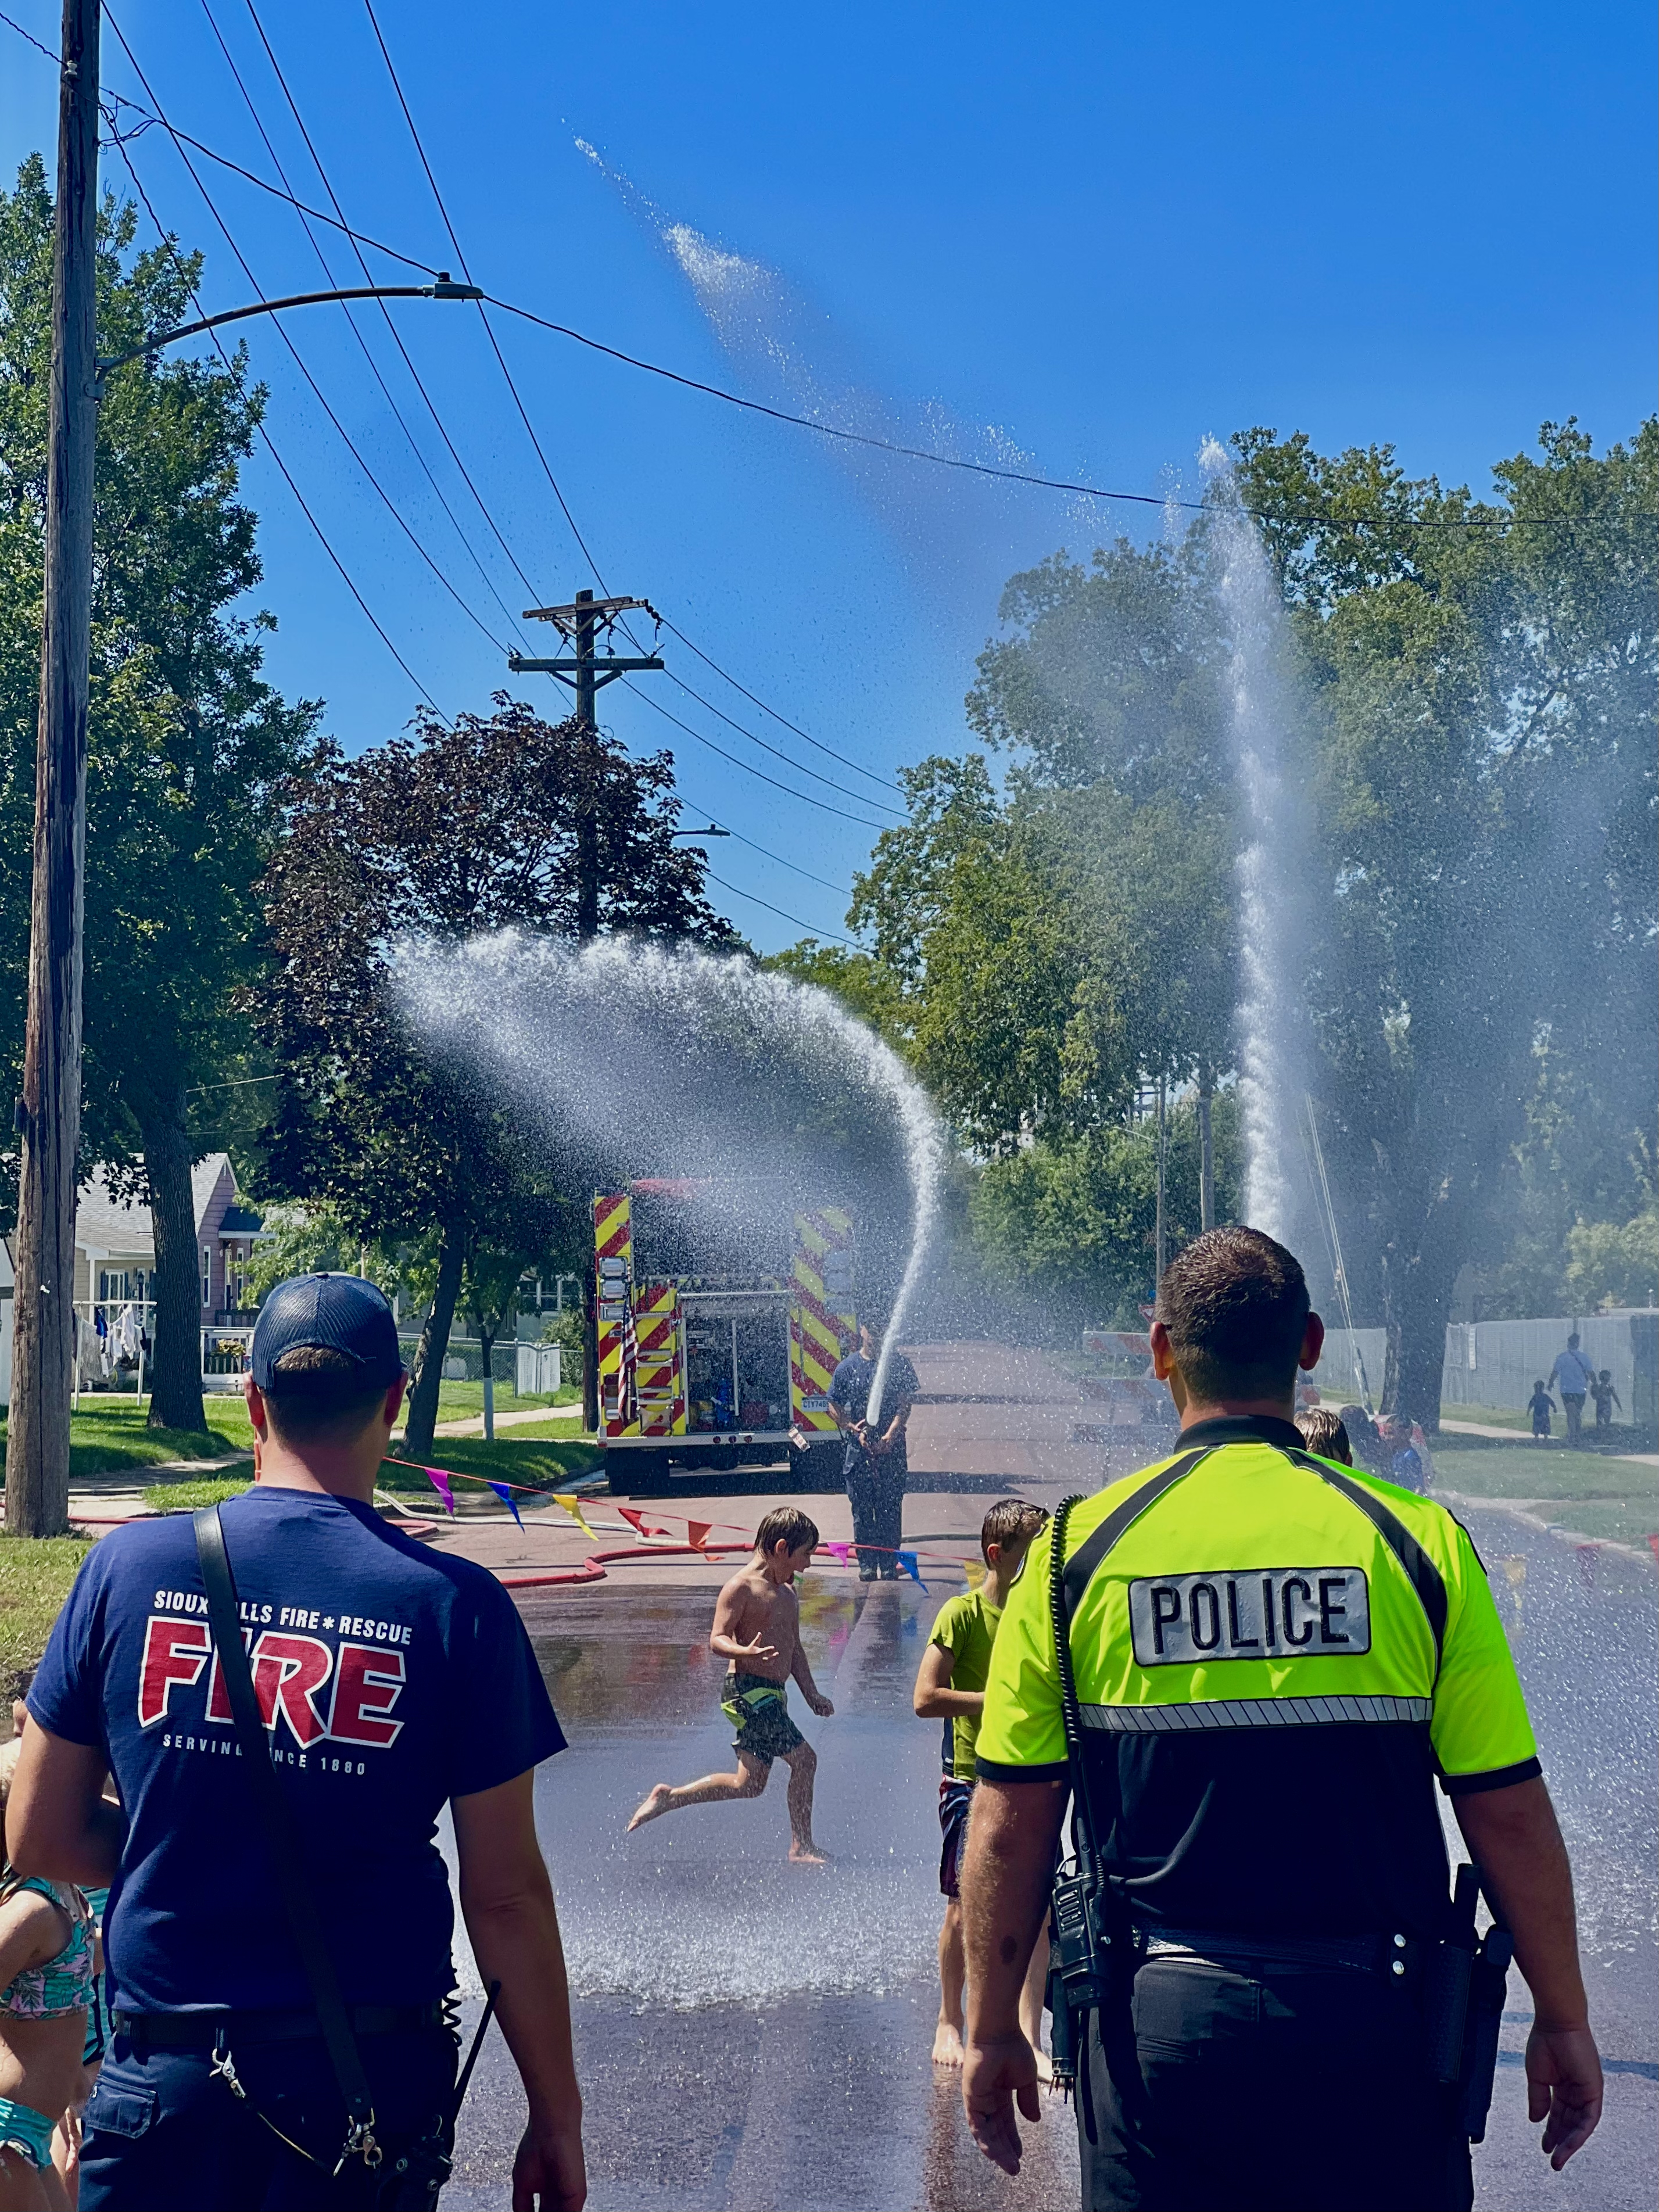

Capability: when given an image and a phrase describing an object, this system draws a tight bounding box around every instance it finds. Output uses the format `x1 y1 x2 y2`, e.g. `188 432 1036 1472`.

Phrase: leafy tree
255 697 734 1459
759 940 907 1047
1234 418 1658 1420
0 160 320 1432
970 1092 1242 1325
1564 1206 1659 1313
240 1201 404 1305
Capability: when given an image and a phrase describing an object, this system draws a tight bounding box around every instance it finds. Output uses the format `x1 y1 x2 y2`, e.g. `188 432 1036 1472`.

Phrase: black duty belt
114 2002 448 2052
1137 1926 1422 1978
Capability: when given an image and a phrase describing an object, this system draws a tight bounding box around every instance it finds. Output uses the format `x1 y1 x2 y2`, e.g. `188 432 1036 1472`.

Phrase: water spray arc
392 934 946 1432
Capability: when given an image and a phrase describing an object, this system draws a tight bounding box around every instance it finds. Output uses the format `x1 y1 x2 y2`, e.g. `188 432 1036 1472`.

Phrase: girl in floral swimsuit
0 1738 92 2209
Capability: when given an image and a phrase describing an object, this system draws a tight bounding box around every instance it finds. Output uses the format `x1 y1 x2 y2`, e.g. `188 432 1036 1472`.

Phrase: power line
126 6 885 923
360 0 610 592
206 0 535 647
619 680 893 831
15 6 1632 541
101 15 893 931
681 818 852 898
651 661 904 815
481 294 1638 535
104 127 449 716
0 4 437 273
103 8 513 661
356 0 919 844
657 615 901 795
705 873 863 951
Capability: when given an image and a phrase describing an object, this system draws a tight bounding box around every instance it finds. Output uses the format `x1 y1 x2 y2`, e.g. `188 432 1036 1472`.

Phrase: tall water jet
1199 439 1313 1242
390 934 945 1418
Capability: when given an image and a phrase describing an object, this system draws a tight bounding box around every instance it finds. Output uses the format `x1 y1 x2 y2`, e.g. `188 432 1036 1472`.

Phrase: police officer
958 1228 1603 2212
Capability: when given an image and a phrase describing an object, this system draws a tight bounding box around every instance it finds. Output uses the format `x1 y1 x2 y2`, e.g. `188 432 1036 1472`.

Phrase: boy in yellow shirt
913 1497 1050 2067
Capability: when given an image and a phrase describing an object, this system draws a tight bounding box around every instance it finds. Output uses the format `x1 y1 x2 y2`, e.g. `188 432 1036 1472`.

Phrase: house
71 1153 263 1324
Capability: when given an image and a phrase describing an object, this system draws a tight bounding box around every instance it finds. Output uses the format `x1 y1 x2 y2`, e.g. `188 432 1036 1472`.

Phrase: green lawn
1428 1429 1658 1546
0 1536 92 1695
0 1400 255 1479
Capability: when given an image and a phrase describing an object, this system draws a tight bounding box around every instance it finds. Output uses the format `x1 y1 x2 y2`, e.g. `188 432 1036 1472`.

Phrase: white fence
1308 1328 1388 1408
1442 1316 1646 1422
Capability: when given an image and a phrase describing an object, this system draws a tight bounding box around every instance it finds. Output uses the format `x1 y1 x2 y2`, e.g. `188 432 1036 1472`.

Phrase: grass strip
0 1536 92 1694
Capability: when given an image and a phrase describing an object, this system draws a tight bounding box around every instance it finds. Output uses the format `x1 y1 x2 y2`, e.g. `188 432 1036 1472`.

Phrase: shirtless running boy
628 1507 834 1863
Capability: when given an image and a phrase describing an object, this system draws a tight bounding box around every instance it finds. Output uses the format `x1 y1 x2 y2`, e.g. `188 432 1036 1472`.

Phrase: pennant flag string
424 1467 455 1518
488 1481 525 1529
618 1506 672 1540
897 1550 928 1592
552 1493 597 1540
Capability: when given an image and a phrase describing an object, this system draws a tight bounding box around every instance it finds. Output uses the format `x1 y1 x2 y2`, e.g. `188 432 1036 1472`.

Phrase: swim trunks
722 1672 806 1765
0 2094 55 2171
938 1776 975 1898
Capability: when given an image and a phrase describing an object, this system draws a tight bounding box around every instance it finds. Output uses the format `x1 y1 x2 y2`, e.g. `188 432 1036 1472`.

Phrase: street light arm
95 277 482 379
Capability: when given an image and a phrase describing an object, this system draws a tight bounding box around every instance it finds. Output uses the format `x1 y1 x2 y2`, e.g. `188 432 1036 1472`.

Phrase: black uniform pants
844 1446 906 1575
1080 1956 1474 2212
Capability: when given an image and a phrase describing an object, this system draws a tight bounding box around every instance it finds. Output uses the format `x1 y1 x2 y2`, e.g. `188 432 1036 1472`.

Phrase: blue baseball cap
251 1272 404 1392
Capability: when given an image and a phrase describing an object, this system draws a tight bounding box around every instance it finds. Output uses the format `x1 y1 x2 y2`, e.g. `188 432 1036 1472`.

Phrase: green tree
1235 418 1658 1419
970 1092 1242 1324
0 160 320 1432
255 697 734 1459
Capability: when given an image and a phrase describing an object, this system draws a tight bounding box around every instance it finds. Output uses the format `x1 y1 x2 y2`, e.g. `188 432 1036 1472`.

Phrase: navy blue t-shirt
29 1486 565 2015
829 1349 920 1469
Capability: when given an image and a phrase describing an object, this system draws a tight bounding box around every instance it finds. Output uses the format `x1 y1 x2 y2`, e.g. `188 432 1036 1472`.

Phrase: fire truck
590 1181 857 1496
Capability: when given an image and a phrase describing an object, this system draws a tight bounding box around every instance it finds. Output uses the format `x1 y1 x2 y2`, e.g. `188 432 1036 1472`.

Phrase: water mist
392 934 945 1420
1199 439 1313 1242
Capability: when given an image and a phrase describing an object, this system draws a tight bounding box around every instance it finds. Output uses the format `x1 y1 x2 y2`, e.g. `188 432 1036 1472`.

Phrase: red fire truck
591 1181 857 1496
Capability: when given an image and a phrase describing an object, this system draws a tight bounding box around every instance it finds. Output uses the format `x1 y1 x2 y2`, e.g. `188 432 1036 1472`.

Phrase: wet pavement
445 1574 1083 2211
432 1358 1655 2212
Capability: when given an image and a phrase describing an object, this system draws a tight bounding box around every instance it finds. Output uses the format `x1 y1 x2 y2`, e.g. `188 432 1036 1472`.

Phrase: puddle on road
493 1582 960 2012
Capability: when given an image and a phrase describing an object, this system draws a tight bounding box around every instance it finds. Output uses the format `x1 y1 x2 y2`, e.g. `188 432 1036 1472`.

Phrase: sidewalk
1441 1417 1659 1468
431 1403 584 1439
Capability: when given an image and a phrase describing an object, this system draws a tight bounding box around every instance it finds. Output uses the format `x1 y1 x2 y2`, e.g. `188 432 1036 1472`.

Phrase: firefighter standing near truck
830 1315 919 1580
958 1227 1603 2212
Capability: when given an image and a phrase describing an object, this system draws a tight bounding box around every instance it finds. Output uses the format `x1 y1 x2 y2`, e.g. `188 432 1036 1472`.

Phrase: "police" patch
1128 1568 1370 1665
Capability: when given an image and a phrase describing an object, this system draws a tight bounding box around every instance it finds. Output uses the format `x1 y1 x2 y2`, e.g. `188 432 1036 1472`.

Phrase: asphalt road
441 1496 1655 2212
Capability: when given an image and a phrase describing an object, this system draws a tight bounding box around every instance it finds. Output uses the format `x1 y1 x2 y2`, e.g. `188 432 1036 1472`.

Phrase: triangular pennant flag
618 1505 670 1540
897 1550 927 1592
553 1493 597 1540
488 1481 525 1529
424 1467 455 1517
820 1541 852 1566
686 1521 712 1551
962 1557 987 1590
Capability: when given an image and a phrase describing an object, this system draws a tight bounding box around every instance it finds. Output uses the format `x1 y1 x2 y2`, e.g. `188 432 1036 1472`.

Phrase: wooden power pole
508 588 664 941
9 0 101 1537
507 589 663 1433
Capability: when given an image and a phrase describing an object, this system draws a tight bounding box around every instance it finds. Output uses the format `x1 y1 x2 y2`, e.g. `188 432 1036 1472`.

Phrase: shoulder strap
1278 1451 1447 1672
193 1507 379 2160
1060 1449 1213 1625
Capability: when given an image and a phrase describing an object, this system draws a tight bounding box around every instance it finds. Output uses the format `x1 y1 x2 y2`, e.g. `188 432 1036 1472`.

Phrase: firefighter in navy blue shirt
829 1315 919 1580
959 1228 1603 2212
9 1274 587 2212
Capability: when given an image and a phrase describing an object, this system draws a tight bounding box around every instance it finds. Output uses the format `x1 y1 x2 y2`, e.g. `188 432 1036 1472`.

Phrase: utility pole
9 0 100 1537
1154 1075 1168 1288
508 589 664 942
508 590 662 1433
1198 1074 1215 1233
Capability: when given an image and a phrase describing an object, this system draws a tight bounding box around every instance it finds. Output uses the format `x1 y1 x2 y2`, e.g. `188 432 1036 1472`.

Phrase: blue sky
3 0 1654 949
